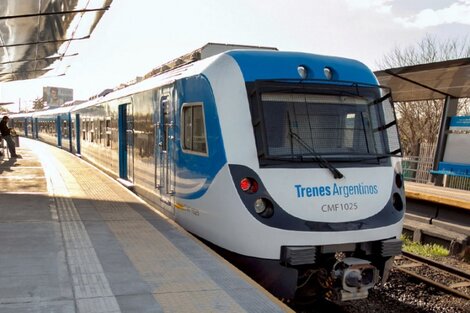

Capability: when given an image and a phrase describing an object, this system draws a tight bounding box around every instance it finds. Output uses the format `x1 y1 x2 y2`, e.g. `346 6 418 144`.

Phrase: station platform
405 181 470 210
403 182 470 254
0 138 291 313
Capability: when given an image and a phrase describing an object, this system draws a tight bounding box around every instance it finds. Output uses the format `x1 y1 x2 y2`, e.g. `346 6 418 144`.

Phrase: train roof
225 50 377 85
10 104 75 119
9 112 32 118
11 47 379 117
71 49 378 111
32 105 75 117
10 43 378 117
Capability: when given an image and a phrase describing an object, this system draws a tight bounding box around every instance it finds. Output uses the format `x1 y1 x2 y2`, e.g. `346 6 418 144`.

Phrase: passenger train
11 44 405 302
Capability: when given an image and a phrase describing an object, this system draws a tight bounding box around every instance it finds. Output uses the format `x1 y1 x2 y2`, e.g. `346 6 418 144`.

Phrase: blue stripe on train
175 74 227 199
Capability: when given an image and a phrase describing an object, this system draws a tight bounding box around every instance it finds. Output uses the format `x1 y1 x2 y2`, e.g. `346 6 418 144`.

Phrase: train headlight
392 193 403 211
324 67 333 80
297 65 308 79
254 198 274 218
395 173 403 189
254 198 266 213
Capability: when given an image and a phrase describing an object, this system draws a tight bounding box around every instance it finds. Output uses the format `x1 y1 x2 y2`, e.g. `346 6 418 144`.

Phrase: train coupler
331 257 379 301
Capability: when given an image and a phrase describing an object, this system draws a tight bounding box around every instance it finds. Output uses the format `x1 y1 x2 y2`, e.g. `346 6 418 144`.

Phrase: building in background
43 87 73 108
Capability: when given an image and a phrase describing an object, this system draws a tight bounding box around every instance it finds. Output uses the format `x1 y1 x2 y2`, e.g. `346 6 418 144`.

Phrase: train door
26 117 32 137
24 118 28 137
118 103 134 182
56 116 62 147
66 114 72 152
75 114 81 155
33 118 38 139
155 89 176 215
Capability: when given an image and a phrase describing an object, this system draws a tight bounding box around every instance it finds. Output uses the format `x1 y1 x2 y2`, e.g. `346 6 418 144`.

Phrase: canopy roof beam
384 69 455 99
0 36 90 48
0 7 110 20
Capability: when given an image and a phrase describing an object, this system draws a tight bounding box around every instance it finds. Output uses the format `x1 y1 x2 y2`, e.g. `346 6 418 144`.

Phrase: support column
432 96 458 186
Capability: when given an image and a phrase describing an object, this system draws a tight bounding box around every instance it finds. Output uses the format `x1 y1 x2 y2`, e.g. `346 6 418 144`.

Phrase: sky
1 0 470 111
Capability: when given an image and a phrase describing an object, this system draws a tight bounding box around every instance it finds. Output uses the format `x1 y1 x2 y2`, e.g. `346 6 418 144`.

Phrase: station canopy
0 0 112 82
374 58 470 102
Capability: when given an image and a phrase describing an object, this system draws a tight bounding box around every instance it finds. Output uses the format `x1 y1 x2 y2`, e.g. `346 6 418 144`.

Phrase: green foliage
32 97 45 110
401 235 449 258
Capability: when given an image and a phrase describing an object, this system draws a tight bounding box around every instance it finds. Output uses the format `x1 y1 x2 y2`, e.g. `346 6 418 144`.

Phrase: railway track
395 251 470 300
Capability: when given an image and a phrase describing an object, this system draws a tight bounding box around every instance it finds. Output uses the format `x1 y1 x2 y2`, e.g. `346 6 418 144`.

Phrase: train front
204 50 405 301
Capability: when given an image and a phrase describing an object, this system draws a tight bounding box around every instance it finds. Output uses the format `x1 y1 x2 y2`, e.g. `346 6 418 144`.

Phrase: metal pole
431 96 458 185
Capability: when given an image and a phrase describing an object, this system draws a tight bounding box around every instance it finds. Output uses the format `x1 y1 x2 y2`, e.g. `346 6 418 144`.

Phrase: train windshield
250 83 401 165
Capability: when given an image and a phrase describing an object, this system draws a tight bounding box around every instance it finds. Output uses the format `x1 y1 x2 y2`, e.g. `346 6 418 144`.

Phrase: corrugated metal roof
0 0 112 82
374 58 470 101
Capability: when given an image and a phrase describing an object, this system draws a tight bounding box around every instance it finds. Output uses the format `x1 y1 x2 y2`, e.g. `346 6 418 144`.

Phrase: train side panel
73 101 121 179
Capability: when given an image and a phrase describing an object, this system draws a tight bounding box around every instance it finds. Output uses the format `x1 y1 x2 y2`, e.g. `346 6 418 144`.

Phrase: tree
32 97 45 111
379 35 470 68
378 35 470 156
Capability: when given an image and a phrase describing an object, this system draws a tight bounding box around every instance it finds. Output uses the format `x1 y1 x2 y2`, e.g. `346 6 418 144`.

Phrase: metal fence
402 143 435 184
401 143 470 191
402 156 434 184
445 175 470 191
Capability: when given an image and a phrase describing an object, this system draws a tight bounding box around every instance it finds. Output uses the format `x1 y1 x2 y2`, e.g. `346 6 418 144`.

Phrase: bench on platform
430 161 470 178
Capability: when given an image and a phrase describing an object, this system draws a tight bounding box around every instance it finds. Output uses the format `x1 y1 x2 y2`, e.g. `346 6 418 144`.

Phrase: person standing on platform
0 116 19 158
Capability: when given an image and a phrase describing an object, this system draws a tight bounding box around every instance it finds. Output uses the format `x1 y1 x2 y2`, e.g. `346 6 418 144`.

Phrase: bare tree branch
378 35 470 156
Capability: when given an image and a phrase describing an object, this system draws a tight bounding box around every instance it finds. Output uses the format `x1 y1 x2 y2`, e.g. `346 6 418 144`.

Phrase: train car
11 44 405 302
31 106 75 152
10 112 33 137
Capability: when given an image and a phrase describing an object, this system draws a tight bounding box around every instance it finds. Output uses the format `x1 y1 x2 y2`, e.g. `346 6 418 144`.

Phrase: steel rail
396 251 470 300
401 251 470 280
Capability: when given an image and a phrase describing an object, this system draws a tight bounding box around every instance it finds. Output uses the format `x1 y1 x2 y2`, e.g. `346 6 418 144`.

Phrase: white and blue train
11 44 405 302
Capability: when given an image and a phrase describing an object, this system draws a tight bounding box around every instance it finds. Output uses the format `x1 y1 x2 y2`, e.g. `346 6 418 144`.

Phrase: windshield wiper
288 130 344 179
368 92 391 106
345 154 391 162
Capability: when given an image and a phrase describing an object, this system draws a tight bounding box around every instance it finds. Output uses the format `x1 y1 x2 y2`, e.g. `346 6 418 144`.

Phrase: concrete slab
0 138 291 313
0 300 75 313
115 294 163 313
0 194 52 221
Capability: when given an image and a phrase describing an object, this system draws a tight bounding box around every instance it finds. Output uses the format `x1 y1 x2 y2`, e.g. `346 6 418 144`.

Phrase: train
10 43 405 302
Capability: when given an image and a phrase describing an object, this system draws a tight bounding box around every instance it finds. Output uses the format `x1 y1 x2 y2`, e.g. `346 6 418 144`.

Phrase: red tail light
240 177 258 193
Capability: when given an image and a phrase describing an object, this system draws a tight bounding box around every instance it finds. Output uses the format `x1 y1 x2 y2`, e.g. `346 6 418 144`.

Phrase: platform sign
449 116 470 131
443 116 470 166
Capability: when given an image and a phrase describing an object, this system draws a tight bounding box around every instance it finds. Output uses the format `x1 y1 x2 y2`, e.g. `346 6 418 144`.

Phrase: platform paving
0 138 291 313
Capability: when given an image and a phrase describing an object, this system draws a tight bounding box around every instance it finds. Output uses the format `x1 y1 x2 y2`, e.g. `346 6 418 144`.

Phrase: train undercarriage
209 238 402 303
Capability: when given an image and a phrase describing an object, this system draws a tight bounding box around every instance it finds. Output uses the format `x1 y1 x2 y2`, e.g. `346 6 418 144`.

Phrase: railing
445 175 470 191
402 156 470 191
402 156 434 184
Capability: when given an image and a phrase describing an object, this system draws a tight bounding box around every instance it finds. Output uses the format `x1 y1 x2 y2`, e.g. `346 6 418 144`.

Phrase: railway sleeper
403 219 468 255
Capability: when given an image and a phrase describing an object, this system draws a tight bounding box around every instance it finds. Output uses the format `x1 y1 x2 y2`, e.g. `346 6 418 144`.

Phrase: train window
63 120 68 137
369 94 401 155
181 103 208 155
105 119 111 147
252 88 400 165
90 121 95 143
99 120 104 144
83 121 88 141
